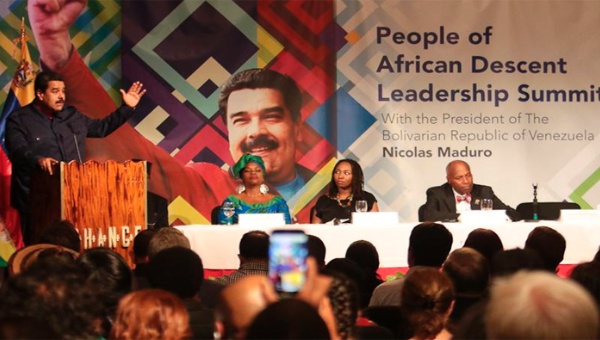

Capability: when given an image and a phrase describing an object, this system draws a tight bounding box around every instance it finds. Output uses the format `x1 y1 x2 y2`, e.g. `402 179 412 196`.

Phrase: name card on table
560 209 600 223
459 210 509 225
352 212 399 225
238 213 286 228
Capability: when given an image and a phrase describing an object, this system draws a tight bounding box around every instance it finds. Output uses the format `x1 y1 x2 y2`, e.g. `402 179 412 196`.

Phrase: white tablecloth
176 221 600 270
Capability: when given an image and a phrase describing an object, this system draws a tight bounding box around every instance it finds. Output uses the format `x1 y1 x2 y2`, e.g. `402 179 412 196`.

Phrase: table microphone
532 183 538 221
68 123 83 163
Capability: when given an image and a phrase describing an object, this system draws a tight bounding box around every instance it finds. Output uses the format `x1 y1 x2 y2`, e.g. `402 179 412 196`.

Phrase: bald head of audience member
147 227 190 259
524 226 566 272
486 271 599 339
214 275 275 339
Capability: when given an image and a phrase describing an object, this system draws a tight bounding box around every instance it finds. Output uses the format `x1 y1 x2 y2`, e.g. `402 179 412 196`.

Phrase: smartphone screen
268 230 308 294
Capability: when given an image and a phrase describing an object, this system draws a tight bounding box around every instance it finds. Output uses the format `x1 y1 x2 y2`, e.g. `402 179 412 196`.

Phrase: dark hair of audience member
345 241 384 305
451 300 487 340
593 246 600 263
326 274 361 339
0 258 104 339
77 247 133 335
490 248 546 278
442 247 489 331
443 247 490 297
570 261 600 308
401 267 455 339
147 246 204 299
307 234 326 269
324 258 367 311
409 222 453 267
524 226 566 272
0 316 58 339
245 299 330 339
133 229 157 260
239 230 269 259
110 289 191 340
36 219 81 253
463 228 503 264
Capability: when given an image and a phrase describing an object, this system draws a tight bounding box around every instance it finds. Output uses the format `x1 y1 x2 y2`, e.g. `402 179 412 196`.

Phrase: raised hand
28 0 88 70
120 82 147 109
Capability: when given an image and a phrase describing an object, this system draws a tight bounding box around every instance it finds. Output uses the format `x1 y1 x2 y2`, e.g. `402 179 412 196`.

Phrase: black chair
210 206 221 225
516 202 581 220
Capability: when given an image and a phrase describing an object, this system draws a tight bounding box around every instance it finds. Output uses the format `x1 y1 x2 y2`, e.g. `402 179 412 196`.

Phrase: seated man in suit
420 160 521 222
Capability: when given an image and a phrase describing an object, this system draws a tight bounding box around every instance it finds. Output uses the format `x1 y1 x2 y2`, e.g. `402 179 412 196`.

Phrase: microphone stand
532 183 538 221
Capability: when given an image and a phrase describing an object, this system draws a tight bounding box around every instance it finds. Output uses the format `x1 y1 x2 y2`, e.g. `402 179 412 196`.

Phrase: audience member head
239 230 269 262
36 219 81 253
77 248 133 318
463 228 503 263
110 289 191 340
147 227 190 259
593 246 600 263
345 240 380 274
408 222 453 267
215 275 274 339
8 243 78 276
401 267 455 339
325 258 367 310
133 229 157 264
570 261 600 308
490 247 545 278
148 246 204 299
0 259 103 338
486 271 599 339
245 299 330 339
524 226 566 272
307 234 326 269
442 247 489 297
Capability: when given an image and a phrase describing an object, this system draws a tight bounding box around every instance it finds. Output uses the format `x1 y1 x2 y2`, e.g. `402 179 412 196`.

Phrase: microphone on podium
532 183 538 221
68 123 83 163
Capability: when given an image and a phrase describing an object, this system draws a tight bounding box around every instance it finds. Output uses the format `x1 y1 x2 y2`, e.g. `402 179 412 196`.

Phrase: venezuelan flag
0 18 37 256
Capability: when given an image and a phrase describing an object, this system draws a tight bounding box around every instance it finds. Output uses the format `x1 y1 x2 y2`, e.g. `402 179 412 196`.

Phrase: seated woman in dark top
311 159 378 224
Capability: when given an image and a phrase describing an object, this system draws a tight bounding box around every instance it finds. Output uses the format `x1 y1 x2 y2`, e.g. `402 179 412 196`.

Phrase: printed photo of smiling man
218 69 313 201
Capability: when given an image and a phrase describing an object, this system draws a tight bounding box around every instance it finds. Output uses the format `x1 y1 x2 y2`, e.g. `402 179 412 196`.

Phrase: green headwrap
232 154 266 178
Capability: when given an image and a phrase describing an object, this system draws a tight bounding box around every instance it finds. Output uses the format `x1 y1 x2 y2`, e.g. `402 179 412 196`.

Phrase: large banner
1 0 599 224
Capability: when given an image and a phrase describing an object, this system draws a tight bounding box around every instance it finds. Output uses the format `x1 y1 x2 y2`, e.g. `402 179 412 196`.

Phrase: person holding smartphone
218 154 292 224
311 159 379 224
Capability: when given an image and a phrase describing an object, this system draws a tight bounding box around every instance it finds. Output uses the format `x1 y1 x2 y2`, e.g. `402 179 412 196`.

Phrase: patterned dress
217 195 292 224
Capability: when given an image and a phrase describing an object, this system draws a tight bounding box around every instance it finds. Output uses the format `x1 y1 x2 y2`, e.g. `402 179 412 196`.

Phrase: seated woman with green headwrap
217 154 292 224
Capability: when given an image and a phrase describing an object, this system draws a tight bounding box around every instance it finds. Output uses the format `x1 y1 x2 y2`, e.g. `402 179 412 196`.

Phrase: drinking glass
355 200 368 213
480 198 493 211
222 201 235 225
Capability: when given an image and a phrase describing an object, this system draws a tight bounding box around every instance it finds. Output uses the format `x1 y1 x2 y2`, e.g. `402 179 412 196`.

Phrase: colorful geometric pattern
121 0 342 219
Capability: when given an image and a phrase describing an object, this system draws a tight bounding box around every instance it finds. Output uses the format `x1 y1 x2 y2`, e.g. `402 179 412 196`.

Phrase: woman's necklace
335 193 353 207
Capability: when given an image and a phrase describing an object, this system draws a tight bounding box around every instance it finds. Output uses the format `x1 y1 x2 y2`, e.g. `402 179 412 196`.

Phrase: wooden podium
30 160 147 264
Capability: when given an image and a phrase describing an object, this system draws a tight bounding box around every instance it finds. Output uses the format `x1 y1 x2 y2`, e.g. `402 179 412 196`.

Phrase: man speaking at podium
5 71 146 245
420 160 521 222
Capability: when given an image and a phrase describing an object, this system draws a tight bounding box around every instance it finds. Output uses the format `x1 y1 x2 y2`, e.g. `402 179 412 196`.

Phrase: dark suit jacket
421 183 521 222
